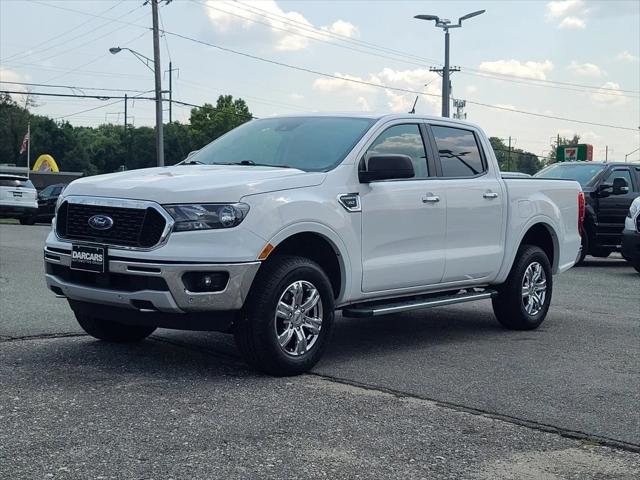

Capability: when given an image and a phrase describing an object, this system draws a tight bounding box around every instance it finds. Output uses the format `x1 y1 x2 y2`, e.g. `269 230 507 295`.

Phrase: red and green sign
556 144 593 162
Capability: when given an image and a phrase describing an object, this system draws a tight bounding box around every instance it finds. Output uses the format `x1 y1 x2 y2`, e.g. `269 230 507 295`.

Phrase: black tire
234 255 335 376
575 232 588 266
633 260 640 274
75 312 156 343
492 245 553 330
590 248 612 258
19 216 35 225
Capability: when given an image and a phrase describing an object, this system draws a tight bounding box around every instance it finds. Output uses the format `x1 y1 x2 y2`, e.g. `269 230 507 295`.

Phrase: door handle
483 192 499 199
422 195 440 203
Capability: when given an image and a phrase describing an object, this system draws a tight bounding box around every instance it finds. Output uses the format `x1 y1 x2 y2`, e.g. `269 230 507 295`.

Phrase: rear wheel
492 245 552 330
234 255 335 376
575 232 588 266
590 248 612 258
75 312 156 342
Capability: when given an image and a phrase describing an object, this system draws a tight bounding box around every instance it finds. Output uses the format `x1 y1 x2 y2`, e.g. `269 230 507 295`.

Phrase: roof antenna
409 96 419 114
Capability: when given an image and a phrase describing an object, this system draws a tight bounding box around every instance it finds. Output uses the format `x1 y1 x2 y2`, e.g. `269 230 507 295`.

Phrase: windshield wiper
179 159 206 165
227 160 292 168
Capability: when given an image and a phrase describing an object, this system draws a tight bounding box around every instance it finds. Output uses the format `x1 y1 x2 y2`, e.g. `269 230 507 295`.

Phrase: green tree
189 95 251 148
489 136 542 174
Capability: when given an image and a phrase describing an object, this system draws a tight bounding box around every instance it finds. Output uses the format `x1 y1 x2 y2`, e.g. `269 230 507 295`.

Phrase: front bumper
621 228 640 262
44 246 260 314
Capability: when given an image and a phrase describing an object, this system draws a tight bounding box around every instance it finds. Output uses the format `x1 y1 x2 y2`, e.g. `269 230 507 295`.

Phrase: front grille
56 201 167 248
46 263 169 292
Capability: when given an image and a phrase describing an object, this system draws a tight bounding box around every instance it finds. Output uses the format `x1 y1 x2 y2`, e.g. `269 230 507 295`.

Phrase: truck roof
261 112 482 129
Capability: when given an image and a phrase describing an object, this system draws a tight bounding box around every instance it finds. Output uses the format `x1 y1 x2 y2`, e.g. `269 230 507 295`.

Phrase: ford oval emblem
88 214 114 231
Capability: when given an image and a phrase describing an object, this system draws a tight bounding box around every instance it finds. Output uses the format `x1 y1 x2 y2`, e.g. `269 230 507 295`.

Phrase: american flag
19 130 29 155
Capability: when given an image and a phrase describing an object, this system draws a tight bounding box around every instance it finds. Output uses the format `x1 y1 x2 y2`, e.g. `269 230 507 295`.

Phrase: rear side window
0 177 34 188
365 124 429 178
431 126 486 177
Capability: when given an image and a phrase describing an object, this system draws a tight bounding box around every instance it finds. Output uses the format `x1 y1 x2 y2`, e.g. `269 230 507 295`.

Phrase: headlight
628 197 640 219
164 203 250 231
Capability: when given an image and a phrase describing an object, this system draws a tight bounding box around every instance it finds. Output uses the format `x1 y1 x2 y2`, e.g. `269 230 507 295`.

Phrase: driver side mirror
359 154 415 183
612 177 630 195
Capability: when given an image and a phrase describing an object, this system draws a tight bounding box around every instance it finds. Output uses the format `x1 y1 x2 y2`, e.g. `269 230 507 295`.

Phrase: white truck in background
44 114 582 375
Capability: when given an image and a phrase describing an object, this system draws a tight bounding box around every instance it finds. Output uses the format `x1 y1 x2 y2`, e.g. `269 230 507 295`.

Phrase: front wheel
75 312 156 342
234 255 335 376
492 245 553 330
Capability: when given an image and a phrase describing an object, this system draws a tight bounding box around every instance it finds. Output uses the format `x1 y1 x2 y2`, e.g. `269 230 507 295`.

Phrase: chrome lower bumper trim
44 246 260 312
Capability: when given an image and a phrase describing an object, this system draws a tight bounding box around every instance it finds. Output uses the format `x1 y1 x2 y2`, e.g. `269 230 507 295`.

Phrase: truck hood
63 165 326 204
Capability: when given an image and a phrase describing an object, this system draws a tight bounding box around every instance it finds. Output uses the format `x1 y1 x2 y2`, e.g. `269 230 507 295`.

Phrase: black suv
535 162 640 264
21 183 67 225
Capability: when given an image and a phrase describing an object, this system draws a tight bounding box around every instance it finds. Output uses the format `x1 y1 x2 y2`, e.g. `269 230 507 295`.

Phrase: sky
1 0 639 161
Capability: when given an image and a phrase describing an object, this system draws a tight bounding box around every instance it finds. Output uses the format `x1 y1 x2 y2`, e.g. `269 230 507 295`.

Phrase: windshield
534 163 606 187
188 116 376 172
0 177 34 189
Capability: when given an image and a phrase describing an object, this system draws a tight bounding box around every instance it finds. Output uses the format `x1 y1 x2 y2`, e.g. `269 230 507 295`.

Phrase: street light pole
151 0 164 167
415 10 485 118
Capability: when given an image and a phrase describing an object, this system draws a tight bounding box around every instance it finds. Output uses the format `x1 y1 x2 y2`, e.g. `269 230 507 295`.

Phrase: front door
596 167 638 247
360 123 446 292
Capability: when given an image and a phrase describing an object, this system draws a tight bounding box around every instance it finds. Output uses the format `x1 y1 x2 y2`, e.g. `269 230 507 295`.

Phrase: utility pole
415 10 485 118
429 66 460 117
151 0 164 167
508 136 512 171
124 93 128 171
166 61 179 123
605 145 608 162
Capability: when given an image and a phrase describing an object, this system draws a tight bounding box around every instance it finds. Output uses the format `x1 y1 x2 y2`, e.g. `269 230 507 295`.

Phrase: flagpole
26 121 30 179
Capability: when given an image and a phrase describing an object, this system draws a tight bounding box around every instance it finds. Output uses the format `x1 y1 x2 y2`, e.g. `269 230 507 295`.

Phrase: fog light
182 271 229 293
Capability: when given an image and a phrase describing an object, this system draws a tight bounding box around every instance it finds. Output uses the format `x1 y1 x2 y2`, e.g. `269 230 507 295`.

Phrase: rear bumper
44 246 260 314
0 205 37 217
621 229 640 262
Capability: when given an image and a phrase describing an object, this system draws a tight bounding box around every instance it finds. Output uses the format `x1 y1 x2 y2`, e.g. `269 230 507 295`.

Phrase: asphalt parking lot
1 224 639 479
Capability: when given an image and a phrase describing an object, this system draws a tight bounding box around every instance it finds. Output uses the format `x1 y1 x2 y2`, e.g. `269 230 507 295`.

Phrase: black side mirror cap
359 154 415 183
612 177 630 195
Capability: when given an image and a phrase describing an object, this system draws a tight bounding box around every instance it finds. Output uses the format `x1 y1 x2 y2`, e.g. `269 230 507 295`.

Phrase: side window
431 125 486 178
365 124 429 179
604 169 634 190
52 186 63 196
40 185 54 197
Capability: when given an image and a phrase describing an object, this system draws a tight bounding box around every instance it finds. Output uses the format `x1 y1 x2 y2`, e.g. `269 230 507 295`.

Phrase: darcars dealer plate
71 244 106 273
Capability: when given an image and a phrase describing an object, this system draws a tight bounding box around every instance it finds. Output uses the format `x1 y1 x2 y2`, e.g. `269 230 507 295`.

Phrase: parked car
44 114 582 376
0 174 38 224
28 183 67 224
535 162 640 264
622 196 640 273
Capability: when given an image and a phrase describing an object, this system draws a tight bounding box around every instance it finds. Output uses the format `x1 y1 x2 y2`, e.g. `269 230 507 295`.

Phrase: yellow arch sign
32 154 60 172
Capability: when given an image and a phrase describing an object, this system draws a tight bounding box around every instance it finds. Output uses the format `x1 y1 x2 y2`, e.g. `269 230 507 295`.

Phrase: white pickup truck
44 114 582 375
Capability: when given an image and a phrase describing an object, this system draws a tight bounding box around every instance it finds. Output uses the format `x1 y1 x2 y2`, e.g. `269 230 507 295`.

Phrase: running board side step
342 290 497 318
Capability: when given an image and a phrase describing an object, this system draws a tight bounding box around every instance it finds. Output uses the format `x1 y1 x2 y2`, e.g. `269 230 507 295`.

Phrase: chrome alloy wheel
274 280 323 357
521 261 547 316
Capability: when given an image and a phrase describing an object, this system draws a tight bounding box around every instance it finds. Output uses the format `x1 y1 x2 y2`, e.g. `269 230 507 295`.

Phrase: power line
0 81 148 94
163 29 639 132
217 0 639 95
0 90 154 101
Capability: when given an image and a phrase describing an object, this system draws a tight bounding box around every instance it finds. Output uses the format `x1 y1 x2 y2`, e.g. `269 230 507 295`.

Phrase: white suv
0 175 38 224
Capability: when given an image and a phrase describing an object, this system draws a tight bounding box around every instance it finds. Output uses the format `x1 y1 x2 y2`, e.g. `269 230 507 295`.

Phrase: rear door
360 122 447 292
428 124 505 283
596 167 638 246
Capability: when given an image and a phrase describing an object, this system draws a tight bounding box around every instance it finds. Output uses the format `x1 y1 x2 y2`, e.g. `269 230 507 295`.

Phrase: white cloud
591 82 629 106
546 0 584 19
312 67 441 114
0 68 29 103
465 85 478 95
616 50 639 62
546 1 589 29
478 59 554 80
558 16 586 29
204 0 357 51
288 93 304 101
567 61 604 77
322 20 358 38
356 96 371 111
